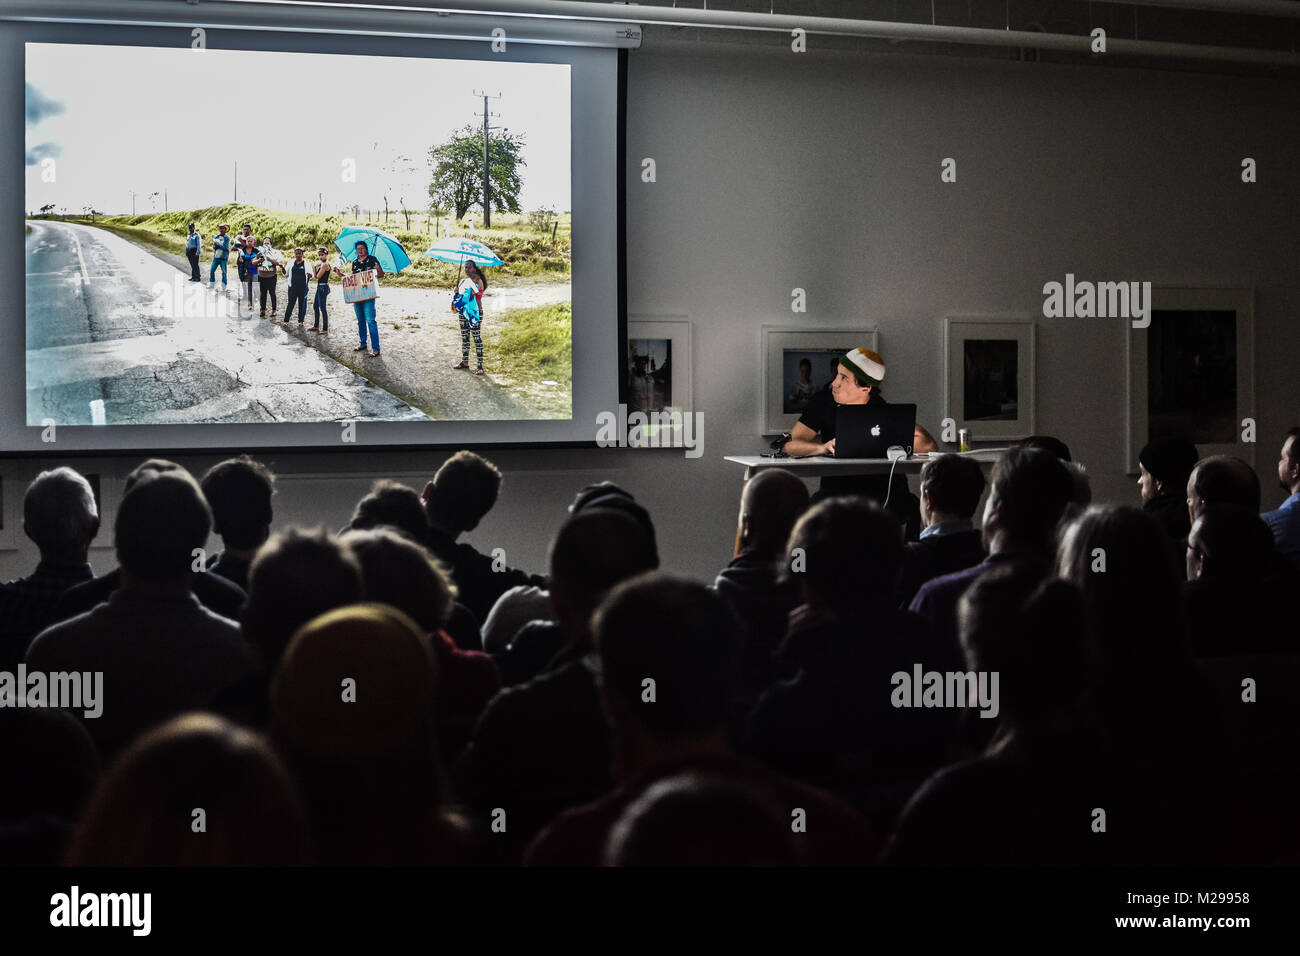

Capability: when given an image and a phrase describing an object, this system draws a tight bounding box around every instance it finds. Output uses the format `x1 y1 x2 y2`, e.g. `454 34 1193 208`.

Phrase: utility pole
164 189 168 213
130 190 136 216
472 90 501 227
234 160 238 202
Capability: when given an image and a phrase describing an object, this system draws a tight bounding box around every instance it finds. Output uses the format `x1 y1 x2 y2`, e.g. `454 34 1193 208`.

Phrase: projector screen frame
8 21 627 457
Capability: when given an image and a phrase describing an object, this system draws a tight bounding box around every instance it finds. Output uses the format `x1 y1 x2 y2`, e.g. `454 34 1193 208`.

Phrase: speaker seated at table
783 347 921 539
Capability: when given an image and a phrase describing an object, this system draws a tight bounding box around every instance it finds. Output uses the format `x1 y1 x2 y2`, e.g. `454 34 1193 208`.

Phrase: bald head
24 467 99 561
740 469 810 556
1188 456 1260 524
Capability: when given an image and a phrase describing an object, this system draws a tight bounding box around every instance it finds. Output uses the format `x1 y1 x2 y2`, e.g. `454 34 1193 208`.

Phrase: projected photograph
24 43 572 426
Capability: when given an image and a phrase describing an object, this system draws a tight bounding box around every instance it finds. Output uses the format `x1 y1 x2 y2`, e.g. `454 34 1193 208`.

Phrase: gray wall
5 37 1298 583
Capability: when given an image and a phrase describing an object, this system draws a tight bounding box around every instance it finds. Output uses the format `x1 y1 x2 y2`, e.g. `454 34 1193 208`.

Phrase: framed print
1126 287 1254 473
944 316 1036 442
627 317 692 439
762 327 878 434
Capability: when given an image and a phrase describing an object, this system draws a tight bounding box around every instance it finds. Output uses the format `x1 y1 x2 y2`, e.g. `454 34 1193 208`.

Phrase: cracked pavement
25 219 428 425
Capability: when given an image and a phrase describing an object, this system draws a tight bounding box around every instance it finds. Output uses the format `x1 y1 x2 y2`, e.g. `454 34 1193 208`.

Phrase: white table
724 449 1008 481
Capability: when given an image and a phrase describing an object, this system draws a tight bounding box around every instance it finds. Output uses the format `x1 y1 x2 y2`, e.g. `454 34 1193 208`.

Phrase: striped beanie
842 347 885 387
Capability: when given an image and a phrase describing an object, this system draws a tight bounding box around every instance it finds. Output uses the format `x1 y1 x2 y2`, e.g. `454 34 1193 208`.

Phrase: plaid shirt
0 561 95 667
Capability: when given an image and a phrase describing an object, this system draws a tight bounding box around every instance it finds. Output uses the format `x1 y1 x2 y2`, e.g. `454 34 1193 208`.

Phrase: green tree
427 124 526 221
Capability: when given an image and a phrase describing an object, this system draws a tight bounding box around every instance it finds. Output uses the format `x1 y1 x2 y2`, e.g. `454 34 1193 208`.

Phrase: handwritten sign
342 268 378 304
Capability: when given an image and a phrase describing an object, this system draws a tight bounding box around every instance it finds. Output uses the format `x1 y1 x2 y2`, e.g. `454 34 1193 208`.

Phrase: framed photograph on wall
626 317 692 438
944 316 1036 442
1126 287 1254 473
762 327 878 434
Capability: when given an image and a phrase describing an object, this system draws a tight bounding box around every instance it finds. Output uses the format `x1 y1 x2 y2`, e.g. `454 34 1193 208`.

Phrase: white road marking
70 228 90 281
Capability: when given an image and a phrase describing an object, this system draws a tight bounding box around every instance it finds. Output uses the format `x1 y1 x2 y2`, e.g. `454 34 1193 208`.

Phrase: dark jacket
1184 573 1298 658
1144 492 1191 543
1144 494 1191 579
54 567 246 624
524 751 880 866
425 528 547 623
896 529 987 609
714 550 802 702
455 654 611 862
745 605 963 825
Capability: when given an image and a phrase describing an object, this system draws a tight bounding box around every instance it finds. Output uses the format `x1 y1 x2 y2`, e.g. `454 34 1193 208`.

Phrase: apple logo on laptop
870 425 881 436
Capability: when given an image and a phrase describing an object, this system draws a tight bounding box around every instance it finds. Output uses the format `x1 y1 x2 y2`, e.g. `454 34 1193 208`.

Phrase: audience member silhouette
421 451 546 622
26 470 257 761
342 527 500 762
1057 504 1230 864
712 468 809 710
271 604 471 865
0 468 99 668
1184 504 1294 657
200 455 275 591
456 508 657 862
745 497 958 826
896 454 987 608
496 496 658 687
0 703 98 865
66 714 310 866
480 482 650 654
885 565 1103 864
55 459 245 623
526 572 876 866
1137 436 1199 544
1262 425 1300 569
240 527 364 681
1187 454 1261 520
910 447 1075 658
604 774 806 867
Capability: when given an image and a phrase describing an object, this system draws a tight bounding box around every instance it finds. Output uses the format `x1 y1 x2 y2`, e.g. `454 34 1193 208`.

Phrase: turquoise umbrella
424 237 503 268
333 226 412 273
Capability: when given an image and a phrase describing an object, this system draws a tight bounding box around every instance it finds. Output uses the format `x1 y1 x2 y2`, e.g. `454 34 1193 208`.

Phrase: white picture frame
626 317 692 438
1125 287 1254 474
762 326 879 435
944 316 1037 442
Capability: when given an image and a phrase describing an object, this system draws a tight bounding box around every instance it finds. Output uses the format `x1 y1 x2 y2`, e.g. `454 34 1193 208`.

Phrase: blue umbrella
425 237 503 268
333 226 412 274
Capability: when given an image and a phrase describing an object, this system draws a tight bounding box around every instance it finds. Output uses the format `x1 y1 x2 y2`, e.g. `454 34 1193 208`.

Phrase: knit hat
1139 436 1199 490
841 347 885 387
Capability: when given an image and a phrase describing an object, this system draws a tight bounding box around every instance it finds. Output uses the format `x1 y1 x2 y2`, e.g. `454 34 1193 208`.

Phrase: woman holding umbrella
331 227 410 358
452 260 488 374
425 238 502 377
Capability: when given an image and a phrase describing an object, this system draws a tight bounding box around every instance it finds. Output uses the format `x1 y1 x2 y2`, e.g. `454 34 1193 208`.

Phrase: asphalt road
25 219 427 425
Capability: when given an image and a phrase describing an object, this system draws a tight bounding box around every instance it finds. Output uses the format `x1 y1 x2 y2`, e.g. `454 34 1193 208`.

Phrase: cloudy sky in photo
25 42 571 217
